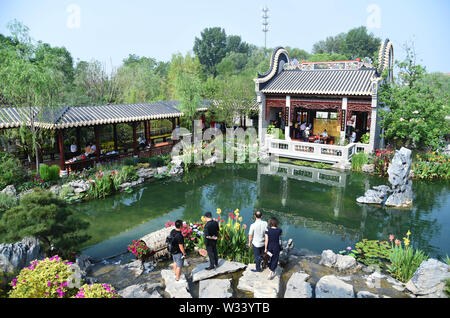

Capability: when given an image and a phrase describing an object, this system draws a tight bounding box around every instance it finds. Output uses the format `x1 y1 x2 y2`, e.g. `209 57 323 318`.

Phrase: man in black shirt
203 212 220 270
170 220 187 281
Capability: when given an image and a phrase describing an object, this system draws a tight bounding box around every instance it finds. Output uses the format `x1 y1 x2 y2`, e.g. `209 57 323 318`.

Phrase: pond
76 162 450 261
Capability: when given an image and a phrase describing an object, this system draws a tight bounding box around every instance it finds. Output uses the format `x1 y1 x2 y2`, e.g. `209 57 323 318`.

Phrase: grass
351 152 369 171
277 157 332 169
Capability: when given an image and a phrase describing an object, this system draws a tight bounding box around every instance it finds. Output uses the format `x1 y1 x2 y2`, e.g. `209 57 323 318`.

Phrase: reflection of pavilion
256 161 366 240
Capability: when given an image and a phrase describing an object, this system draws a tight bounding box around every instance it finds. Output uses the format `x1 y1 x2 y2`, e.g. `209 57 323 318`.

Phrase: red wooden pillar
58 130 65 170
147 120 152 146
113 124 118 152
76 127 81 152
94 126 100 162
132 122 137 155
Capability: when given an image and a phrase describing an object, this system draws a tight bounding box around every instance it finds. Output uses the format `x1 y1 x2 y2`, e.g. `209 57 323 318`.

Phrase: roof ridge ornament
254 47 289 84
376 39 394 81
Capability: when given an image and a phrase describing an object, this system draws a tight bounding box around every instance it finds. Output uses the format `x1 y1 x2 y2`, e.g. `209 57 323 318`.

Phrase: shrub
119 165 137 182
351 153 369 171
123 157 138 166
0 189 90 256
87 170 115 199
0 193 18 215
8 256 79 298
373 148 394 177
0 152 24 189
360 133 370 144
39 164 60 182
412 152 450 180
148 156 165 168
386 231 429 283
74 283 120 298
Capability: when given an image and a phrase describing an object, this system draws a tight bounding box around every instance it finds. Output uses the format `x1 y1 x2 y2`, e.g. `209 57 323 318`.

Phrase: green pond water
76 162 450 261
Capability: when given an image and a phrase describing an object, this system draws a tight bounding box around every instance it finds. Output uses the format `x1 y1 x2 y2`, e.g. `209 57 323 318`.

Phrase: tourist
349 129 357 143
304 125 310 142
321 129 328 138
169 220 187 281
300 122 306 138
138 135 146 150
265 217 282 280
90 142 97 154
70 140 78 157
203 211 220 270
248 211 268 272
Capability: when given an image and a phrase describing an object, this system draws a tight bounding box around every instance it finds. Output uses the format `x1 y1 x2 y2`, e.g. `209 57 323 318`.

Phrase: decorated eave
0 101 184 130
255 39 393 96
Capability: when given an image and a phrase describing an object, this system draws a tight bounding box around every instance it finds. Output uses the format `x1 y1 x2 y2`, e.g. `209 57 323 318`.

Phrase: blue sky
0 0 449 73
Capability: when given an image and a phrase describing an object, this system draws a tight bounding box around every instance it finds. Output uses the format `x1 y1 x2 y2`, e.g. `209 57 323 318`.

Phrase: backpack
166 230 178 254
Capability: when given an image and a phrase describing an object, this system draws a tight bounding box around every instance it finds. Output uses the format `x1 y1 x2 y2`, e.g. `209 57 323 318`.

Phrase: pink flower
346 246 352 251
389 234 394 242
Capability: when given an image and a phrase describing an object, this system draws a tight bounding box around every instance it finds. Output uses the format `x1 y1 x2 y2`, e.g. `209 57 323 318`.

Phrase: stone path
237 264 282 298
191 258 247 282
161 269 192 298
199 279 233 298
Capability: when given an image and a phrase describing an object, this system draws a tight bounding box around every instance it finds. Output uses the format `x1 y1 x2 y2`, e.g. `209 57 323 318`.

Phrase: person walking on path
265 217 283 280
248 211 268 272
169 220 187 281
204 212 220 270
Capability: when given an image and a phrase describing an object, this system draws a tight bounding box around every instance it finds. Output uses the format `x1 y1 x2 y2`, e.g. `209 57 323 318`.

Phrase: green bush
351 153 369 171
360 133 370 144
0 152 24 189
87 171 115 199
148 156 165 168
123 157 138 166
0 193 17 215
119 165 137 182
39 164 60 182
0 189 90 256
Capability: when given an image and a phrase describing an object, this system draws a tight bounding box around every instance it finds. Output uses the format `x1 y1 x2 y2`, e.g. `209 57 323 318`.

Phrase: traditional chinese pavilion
254 39 394 164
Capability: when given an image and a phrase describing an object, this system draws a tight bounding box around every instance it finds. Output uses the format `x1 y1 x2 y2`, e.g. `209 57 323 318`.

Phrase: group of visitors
69 140 97 158
293 122 312 141
167 210 283 282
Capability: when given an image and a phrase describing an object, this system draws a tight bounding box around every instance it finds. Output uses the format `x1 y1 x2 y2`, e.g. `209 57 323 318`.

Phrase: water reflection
77 162 450 260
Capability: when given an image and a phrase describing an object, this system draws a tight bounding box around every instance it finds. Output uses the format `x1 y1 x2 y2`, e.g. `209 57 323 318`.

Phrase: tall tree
193 27 227 77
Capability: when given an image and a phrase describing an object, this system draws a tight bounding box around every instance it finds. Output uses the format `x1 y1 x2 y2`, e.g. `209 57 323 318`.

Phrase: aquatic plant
386 231 429 282
351 152 369 171
351 239 392 269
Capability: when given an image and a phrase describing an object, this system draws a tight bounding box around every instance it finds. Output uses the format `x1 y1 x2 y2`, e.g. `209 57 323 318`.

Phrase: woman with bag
264 217 282 280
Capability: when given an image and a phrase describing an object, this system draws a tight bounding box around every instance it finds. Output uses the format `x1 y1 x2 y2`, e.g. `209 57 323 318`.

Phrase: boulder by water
199 279 233 298
315 275 355 298
405 258 450 298
237 264 282 298
191 258 247 282
284 272 312 298
0 237 43 274
319 250 357 272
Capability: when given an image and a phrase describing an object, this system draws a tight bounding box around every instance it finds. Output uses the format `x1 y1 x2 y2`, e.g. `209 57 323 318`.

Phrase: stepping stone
191 258 247 282
315 275 355 298
237 264 282 298
161 269 192 298
199 279 233 298
284 272 312 298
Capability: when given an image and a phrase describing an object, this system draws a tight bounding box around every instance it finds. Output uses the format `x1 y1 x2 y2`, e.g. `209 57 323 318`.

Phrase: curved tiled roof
261 68 377 96
0 101 184 130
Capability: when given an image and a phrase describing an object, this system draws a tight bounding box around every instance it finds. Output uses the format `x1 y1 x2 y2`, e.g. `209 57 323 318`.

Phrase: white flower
400 117 405 121
413 110 419 114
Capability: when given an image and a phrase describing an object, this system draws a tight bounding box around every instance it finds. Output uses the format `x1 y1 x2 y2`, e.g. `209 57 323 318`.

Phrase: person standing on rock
265 217 282 280
203 212 219 270
170 220 187 281
248 210 268 272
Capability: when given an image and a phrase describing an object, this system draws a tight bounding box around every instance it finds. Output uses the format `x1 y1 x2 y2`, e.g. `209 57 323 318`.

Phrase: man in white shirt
70 142 77 156
248 211 268 272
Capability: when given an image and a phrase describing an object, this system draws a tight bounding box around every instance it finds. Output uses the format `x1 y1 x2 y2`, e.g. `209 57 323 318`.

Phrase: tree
311 26 381 60
193 27 227 77
0 20 66 169
344 26 381 60
226 35 250 55
0 189 90 256
378 42 449 151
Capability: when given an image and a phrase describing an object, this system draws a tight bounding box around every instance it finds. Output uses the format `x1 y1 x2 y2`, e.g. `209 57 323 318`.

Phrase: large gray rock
1 185 17 197
122 260 144 277
357 290 385 298
284 272 312 298
75 254 92 277
136 168 155 179
319 250 357 272
356 188 389 204
68 180 90 193
199 279 233 298
191 259 247 282
279 239 294 266
0 237 43 274
237 264 282 298
315 275 355 298
361 163 375 173
405 258 450 298
119 283 163 298
161 269 192 298
385 147 413 208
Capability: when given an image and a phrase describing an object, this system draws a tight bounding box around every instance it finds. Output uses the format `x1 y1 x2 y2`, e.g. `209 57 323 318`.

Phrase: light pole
261 6 269 56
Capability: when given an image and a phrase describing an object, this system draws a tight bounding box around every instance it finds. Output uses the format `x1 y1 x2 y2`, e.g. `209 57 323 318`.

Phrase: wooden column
132 122 137 155
58 130 65 170
148 120 152 146
94 126 100 162
113 124 118 152
76 127 81 152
